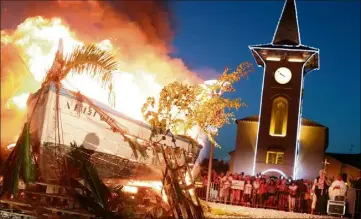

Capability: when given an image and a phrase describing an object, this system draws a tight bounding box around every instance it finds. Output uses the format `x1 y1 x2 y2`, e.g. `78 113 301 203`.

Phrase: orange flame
2 16 200 121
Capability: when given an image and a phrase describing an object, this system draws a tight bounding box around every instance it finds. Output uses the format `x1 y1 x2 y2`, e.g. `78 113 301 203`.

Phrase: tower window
269 96 288 137
266 151 284 165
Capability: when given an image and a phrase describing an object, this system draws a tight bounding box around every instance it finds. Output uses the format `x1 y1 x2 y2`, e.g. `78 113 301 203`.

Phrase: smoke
2 1 175 52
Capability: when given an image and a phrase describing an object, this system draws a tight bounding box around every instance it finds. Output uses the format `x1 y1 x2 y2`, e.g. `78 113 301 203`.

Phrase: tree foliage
142 62 254 147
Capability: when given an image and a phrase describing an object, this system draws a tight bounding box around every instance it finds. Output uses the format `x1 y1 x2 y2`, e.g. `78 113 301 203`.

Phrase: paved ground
205 202 341 218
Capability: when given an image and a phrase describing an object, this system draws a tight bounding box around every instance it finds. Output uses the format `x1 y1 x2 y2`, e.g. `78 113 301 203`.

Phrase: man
328 174 347 201
311 170 330 215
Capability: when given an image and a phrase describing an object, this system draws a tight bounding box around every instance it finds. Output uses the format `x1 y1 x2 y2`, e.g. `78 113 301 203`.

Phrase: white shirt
244 183 253 194
328 179 347 200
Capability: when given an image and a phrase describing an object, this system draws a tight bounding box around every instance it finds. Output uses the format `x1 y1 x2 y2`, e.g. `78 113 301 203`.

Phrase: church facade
229 0 328 180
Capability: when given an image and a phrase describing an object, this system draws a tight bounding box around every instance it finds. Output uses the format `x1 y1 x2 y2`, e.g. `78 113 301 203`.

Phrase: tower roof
272 0 300 46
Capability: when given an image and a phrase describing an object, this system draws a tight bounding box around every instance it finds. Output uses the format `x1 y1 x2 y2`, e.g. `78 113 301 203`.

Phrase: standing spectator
288 181 298 212
258 179 268 207
267 179 277 208
239 174 245 203
230 174 241 205
277 177 288 211
297 179 307 212
304 180 312 213
244 179 253 206
253 178 260 207
311 170 329 215
221 171 233 204
218 172 225 202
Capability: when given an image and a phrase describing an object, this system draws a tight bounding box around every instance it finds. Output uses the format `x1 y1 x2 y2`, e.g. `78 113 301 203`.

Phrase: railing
196 182 361 218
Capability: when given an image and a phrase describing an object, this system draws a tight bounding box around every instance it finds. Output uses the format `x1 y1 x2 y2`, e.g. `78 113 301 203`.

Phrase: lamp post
205 141 214 202
205 128 218 202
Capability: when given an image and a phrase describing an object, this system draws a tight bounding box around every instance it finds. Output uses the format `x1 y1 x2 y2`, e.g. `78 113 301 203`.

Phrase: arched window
269 97 288 137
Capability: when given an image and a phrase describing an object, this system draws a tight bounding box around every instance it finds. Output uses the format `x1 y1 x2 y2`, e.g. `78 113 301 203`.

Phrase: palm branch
66 142 138 219
43 43 118 107
0 122 35 197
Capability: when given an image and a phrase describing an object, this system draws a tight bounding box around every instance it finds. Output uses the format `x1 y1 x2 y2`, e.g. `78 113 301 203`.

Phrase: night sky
171 1 360 160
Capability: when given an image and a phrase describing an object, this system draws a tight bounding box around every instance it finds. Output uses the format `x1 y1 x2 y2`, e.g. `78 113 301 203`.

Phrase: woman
311 170 329 215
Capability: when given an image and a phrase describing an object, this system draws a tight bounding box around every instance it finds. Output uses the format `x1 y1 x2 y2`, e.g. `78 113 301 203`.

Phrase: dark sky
171 1 360 160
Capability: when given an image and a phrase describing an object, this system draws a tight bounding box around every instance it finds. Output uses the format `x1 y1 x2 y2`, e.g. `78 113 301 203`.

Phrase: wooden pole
205 142 214 202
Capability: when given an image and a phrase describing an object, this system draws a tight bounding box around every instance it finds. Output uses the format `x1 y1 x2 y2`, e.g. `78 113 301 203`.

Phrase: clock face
274 67 292 84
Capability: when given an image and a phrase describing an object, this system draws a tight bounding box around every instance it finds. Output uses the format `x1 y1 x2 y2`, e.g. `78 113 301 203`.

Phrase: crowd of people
196 169 349 215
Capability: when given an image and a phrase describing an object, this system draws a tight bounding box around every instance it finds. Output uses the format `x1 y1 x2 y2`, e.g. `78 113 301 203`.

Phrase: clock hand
280 73 285 77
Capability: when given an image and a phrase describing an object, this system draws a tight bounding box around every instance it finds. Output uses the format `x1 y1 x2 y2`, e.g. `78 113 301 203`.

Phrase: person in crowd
218 172 225 202
304 180 312 214
258 178 268 207
239 173 245 204
266 179 277 208
210 172 219 201
328 174 347 201
244 179 253 206
277 177 288 211
297 179 307 213
253 177 261 207
221 171 233 204
230 173 240 205
311 170 330 215
288 181 298 212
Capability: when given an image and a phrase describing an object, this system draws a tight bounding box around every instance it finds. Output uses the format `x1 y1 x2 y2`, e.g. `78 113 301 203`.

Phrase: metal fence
196 182 361 218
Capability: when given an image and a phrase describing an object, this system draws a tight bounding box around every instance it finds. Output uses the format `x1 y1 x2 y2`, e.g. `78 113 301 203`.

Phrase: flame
7 93 30 110
2 16 200 121
126 180 167 203
122 185 138 194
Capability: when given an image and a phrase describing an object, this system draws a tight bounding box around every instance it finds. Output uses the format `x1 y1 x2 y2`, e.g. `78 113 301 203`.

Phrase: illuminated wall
230 116 327 179
230 119 258 175
297 125 327 180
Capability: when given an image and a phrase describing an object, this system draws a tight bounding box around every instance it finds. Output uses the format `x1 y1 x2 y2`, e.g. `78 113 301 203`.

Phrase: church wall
230 121 258 175
325 154 360 184
324 155 343 181
341 165 360 185
297 126 326 180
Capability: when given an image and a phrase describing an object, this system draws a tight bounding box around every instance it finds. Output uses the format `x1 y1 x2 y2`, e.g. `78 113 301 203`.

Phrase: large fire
2 16 166 120
1 4 205 144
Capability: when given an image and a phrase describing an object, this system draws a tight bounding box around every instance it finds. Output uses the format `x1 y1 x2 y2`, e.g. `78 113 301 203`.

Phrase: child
288 181 298 212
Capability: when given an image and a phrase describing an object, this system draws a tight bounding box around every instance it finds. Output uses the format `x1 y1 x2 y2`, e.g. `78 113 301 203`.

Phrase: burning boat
26 84 204 186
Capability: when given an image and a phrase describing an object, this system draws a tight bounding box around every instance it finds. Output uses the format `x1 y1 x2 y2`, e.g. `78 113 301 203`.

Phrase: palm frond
63 44 118 106
123 135 148 160
0 122 35 196
21 122 35 183
67 143 110 208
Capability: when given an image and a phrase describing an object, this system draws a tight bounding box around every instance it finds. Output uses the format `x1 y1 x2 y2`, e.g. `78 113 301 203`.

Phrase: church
228 0 328 180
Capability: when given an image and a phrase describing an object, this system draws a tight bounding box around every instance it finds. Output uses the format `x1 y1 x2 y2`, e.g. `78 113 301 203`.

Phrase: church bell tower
249 0 320 178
